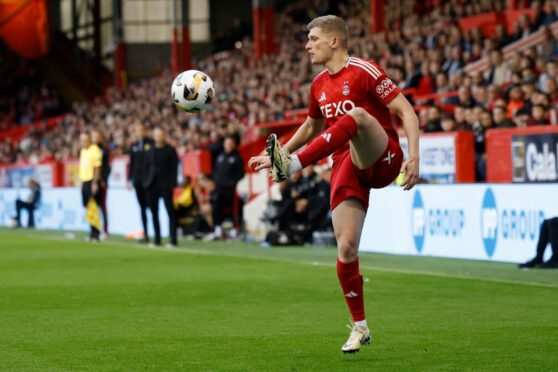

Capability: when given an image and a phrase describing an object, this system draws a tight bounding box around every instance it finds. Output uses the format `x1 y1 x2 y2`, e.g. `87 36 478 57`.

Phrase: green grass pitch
1 228 558 371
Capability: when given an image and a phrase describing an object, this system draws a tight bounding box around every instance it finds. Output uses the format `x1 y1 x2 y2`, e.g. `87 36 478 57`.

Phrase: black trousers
147 185 177 245
307 197 331 231
275 198 295 231
211 188 235 227
134 183 149 240
81 181 102 239
99 183 108 234
535 217 558 262
15 199 36 227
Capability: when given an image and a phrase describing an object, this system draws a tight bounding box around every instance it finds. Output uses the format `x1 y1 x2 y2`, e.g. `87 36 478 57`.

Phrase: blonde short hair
307 15 349 49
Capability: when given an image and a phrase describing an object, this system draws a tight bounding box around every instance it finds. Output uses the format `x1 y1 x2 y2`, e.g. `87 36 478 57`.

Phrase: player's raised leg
346 108 389 170
332 197 371 353
267 107 388 181
301 107 388 171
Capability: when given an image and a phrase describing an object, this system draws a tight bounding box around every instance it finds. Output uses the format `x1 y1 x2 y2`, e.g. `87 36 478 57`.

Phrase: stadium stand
3 4 558 368
1 0 556 168
0 42 65 129
1 0 558 239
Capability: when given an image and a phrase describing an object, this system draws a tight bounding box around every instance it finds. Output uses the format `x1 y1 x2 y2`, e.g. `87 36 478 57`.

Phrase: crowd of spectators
1 0 558 181
378 0 558 179
0 43 65 130
0 42 65 165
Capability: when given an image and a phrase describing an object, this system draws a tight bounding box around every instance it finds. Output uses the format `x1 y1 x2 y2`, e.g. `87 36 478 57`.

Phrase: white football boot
341 323 371 354
267 133 291 182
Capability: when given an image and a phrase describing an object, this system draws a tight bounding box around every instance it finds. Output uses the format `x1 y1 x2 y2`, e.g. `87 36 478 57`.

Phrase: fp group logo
411 190 425 253
481 188 498 257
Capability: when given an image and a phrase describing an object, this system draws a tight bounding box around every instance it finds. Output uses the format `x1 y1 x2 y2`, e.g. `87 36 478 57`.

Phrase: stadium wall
360 184 558 263
2 184 558 263
0 187 171 237
486 126 558 183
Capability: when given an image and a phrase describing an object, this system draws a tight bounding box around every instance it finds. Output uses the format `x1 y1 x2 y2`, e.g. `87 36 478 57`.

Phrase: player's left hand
248 155 271 171
400 157 419 191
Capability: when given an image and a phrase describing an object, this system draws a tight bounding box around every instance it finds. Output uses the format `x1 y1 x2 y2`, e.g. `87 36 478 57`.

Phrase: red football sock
337 257 366 322
297 114 358 168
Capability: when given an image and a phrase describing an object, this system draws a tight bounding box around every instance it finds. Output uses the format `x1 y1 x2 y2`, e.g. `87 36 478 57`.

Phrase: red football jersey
308 57 400 159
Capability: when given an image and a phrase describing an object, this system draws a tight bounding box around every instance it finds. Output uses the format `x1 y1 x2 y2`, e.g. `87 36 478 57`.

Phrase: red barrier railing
0 115 64 142
456 9 536 38
1 127 480 189
458 12 501 37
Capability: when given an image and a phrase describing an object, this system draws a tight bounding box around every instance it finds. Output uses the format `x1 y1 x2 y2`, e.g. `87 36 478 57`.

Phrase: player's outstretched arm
386 93 420 190
248 116 324 171
284 116 324 154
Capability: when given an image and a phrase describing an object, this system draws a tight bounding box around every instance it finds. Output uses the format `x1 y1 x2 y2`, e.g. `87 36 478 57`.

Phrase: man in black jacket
211 134 245 239
144 127 179 247
92 130 111 238
129 123 154 243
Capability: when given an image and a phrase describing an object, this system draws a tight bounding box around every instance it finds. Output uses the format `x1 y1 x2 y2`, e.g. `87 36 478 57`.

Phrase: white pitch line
256 256 558 289
11 232 558 290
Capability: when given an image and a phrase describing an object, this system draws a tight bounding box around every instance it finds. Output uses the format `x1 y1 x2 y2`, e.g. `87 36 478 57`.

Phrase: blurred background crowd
2 0 558 168
2 0 558 243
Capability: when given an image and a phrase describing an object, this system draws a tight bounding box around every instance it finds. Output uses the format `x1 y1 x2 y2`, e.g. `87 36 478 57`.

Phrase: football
171 70 215 112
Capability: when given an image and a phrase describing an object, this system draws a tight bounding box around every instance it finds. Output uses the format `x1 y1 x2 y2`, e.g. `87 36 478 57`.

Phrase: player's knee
337 239 358 262
347 107 377 129
338 250 358 263
347 107 367 123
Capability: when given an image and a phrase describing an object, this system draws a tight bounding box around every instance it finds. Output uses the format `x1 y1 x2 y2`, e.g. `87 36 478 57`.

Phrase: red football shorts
330 136 403 211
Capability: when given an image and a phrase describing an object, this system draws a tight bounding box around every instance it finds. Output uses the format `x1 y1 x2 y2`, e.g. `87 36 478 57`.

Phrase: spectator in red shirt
416 62 436 96
506 86 526 117
465 42 483 63
527 104 550 126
